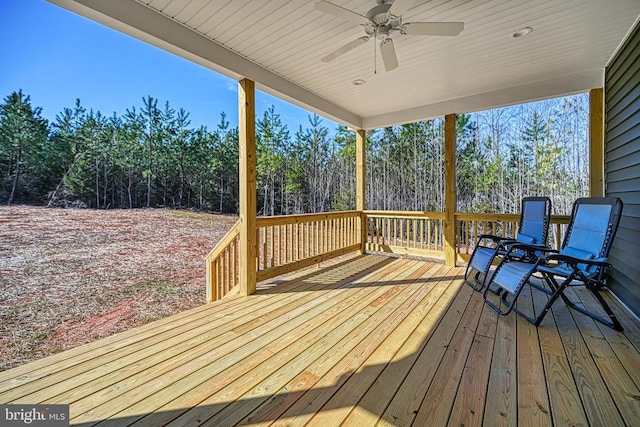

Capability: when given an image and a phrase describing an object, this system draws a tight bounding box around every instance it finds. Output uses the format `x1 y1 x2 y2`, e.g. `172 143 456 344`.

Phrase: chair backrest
517 197 552 245
560 197 623 274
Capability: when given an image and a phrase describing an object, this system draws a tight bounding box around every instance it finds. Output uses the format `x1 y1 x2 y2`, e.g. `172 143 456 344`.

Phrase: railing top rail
205 220 240 261
256 210 360 226
364 210 446 219
454 212 521 221
549 215 571 224
454 212 571 223
363 210 571 224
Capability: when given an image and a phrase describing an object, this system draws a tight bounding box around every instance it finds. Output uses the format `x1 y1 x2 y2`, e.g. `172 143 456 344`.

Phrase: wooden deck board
1 254 639 426
378 282 475 427
567 287 640 426
515 286 553 427
483 308 516 427
337 266 460 427
550 292 625 427
412 289 484 426
532 283 590 427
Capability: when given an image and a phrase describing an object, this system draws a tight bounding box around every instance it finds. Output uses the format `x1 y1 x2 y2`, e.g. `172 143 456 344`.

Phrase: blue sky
0 0 336 133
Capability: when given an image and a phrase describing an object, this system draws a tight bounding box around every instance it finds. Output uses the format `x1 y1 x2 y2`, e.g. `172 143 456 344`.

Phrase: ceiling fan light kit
315 0 464 72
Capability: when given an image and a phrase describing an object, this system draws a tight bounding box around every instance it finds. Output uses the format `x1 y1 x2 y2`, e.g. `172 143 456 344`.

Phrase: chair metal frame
483 197 624 331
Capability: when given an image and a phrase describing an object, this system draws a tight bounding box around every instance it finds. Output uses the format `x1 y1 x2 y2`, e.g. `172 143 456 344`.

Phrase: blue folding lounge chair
464 197 551 291
483 197 624 331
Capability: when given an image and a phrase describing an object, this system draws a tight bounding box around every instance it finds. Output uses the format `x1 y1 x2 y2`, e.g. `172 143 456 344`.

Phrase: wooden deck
1 254 639 426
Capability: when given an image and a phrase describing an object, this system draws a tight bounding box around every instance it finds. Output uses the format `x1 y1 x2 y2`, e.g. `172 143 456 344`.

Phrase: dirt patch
0 206 238 371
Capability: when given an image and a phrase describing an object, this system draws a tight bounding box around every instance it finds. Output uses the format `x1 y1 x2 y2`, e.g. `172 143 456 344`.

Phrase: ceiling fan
315 0 464 71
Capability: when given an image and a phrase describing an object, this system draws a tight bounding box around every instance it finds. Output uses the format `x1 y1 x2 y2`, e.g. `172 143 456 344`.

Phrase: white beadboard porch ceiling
48 0 640 129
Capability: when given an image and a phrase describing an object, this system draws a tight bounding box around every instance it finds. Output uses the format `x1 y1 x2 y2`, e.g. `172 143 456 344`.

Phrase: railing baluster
350 216 354 246
331 218 335 251
268 226 273 268
372 217 376 245
344 217 347 247
232 239 237 289
301 222 305 260
382 217 387 245
303 221 308 258
394 217 397 246
412 219 416 248
262 228 266 270
297 222 301 260
341 217 345 248
286 223 290 264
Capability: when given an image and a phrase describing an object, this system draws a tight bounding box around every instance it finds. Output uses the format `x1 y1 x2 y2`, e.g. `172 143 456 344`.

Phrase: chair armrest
501 242 553 260
545 253 610 268
506 242 554 252
476 234 504 244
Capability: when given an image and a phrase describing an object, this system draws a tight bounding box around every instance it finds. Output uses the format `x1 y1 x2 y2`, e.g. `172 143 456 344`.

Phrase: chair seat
492 261 536 294
469 247 496 273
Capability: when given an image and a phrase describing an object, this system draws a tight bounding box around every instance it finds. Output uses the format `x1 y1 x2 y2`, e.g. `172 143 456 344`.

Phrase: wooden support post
356 129 366 254
206 258 216 303
590 88 605 197
444 114 457 267
238 78 257 296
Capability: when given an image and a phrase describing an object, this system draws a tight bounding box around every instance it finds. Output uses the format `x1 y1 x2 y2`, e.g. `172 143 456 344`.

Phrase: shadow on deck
0 254 639 426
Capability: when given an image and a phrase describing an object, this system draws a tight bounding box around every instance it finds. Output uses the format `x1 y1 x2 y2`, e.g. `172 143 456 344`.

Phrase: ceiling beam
363 68 604 129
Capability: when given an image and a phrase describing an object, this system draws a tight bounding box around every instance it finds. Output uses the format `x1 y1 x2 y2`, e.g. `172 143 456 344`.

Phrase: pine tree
0 90 49 205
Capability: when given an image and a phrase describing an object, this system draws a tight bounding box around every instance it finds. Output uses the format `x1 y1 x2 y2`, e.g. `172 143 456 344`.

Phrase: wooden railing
205 211 361 302
364 211 446 259
206 210 571 302
364 210 571 263
256 210 361 282
205 220 240 302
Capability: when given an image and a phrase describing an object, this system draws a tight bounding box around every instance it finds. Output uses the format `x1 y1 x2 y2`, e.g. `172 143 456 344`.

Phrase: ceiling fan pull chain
374 27 378 74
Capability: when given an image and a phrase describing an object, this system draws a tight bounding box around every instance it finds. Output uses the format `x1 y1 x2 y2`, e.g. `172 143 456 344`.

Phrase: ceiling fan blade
314 1 369 26
401 22 464 36
380 38 398 71
388 0 414 18
321 36 370 62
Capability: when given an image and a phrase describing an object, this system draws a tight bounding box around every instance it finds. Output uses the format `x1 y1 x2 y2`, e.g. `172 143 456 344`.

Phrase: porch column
239 78 257 296
444 114 457 267
589 88 605 197
356 129 367 254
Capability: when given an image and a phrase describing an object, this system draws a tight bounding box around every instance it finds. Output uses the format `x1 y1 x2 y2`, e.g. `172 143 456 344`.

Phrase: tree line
0 90 589 215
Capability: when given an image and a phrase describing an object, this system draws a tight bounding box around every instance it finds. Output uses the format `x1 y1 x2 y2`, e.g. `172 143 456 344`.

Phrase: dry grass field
0 206 238 371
